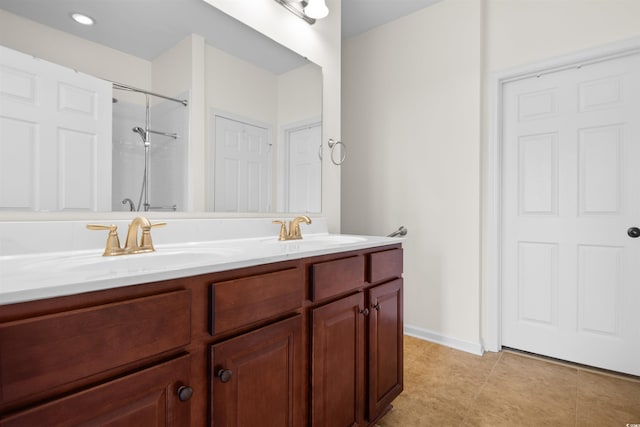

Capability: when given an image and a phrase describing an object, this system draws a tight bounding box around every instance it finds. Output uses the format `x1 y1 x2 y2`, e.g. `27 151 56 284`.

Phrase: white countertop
0 232 401 305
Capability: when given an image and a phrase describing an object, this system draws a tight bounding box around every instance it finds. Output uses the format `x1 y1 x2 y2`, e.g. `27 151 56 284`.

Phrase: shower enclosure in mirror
112 86 189 212
0 0 322 214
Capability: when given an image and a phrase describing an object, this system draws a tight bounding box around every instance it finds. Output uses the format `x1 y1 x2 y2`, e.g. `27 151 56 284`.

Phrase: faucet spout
288 215 312 240
124 216 166 253
273 216 312 240
122 198 135 211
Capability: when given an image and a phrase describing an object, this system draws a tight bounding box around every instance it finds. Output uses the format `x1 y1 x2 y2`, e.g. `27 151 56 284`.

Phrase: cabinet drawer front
0 290 191 408
310 255 364 302
368 248 403 284
211 268 302 335
0 355 191 427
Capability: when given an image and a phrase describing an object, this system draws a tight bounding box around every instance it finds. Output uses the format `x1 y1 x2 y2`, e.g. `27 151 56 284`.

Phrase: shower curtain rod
112 82 188 106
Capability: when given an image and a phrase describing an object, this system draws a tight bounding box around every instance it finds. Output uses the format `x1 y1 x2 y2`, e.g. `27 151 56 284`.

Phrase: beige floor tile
380 337 640 427
379 337 500 427
577 370 640 427
461 352 577 427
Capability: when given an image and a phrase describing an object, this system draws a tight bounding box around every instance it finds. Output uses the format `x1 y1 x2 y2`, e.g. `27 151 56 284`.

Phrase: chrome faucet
122 198 135 211
87 216 166 256
273 215 312 241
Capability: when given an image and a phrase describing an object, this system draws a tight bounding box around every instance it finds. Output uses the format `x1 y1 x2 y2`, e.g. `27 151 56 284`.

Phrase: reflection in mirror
0 0 322 214
209 60 322 213
111 86 189 213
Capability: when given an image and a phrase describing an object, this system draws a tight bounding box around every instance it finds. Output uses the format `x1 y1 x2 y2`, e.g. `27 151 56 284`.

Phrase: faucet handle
139 221 167 251
273 220 288 241
86 224 124 256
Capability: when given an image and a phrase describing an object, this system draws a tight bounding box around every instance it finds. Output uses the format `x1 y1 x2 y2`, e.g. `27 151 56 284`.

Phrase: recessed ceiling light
70 13 94 26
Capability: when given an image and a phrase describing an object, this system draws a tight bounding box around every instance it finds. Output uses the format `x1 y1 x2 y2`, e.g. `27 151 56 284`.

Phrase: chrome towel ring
327 139 347 165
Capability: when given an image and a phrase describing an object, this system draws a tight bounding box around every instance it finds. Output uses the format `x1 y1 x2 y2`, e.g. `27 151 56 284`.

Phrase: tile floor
377 336 640 427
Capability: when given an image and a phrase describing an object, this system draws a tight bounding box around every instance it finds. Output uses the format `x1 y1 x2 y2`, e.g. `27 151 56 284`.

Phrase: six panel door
501 52 640 375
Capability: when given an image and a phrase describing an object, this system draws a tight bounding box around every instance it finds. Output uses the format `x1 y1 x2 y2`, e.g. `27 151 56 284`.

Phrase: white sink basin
28 247 241 274
302 235 367 245
261 234 367 246
256 234 369 254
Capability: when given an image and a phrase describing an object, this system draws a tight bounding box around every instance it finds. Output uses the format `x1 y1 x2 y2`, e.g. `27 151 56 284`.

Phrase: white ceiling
0 0 441 73
342 0 443 39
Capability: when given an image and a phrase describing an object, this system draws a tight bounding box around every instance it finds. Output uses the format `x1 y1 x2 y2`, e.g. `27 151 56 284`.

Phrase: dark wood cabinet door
311 292 366 427
0 355 191 427
211 315 303 427
367 279 403 421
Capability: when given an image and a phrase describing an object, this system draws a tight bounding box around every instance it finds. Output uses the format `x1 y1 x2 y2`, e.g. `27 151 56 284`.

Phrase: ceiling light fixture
274 0 329 25
304 0 329 19
70 12 94 26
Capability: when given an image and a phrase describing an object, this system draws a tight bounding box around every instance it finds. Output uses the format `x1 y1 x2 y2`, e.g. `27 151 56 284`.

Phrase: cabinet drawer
0 289 191 408
211 268 302 335
368 248 403 284
310 255 364 302
0 355 191 427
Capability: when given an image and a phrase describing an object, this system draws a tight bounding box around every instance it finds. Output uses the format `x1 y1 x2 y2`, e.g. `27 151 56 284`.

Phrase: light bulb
70 12 94 26
304 0 328 19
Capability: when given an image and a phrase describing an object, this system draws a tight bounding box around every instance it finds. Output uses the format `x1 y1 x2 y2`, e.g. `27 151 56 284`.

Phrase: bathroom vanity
0 221 403 427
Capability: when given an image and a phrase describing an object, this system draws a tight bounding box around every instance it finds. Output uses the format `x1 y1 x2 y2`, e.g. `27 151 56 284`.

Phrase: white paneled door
286 122 321 213
213 115 271 212
0 46 112 211
501 53 640 376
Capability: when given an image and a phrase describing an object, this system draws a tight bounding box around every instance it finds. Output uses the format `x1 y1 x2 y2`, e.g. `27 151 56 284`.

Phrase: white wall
342 0 483 352
486 0 640 71
277 63 323 125
342 0 640 353
0 10 151 93
206 45 278 124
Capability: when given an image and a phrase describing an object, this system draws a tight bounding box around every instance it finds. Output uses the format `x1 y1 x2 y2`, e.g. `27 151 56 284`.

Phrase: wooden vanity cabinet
208 266 305 427
366 248 404 424
0 243 402 427
309 246 403 427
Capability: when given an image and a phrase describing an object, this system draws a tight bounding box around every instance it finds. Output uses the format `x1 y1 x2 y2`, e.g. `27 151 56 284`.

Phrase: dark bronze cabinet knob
628 227 640 238
217 368 233 383
177 385 193 402
360 308 370 316
373 303 381 311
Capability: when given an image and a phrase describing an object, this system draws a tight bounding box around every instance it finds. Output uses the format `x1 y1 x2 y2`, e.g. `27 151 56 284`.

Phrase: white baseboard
404 324 484 356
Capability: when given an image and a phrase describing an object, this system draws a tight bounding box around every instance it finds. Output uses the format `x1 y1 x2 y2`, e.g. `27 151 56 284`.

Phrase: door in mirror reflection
0 45 112 212
285 122 322 213
213 115 272 212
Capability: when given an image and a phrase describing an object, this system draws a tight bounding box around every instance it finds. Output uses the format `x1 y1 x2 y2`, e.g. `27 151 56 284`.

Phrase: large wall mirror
0 0 322 215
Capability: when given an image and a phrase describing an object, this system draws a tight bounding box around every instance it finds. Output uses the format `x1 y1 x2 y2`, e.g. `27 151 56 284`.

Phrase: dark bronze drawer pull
217 368 233 383
177 385 193 401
